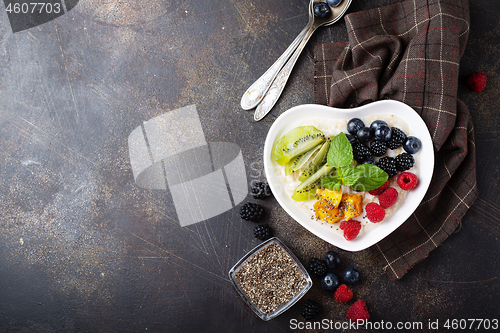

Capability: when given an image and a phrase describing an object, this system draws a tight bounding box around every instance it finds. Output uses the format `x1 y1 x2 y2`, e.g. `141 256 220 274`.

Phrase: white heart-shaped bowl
263 100 434 251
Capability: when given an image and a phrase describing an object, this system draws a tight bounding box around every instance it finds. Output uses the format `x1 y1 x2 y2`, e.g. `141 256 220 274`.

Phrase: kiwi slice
272 126 325 165
284 144 321 176
297 138 331 182
291 164 334 201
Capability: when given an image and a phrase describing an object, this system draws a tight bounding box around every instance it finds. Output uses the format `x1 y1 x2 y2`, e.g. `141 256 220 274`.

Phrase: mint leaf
340 166 363 187
327 133 353 169
321 174 341 192
351 164 389 192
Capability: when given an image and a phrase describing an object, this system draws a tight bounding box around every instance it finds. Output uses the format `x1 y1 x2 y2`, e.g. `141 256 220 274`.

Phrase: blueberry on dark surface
356 127 372 143
346 133 358 144
404 136 422 154
395 152 415 171
352 142 371 163
240 202 264 221
347 118 365 136
301 300 321 320
369 120 387 133
369 140 387 157
386 127 407 149
343 267 360 284
253 224 272 240
324 251 341 269
326 0 342 7
373 124 392 141
377 156 397 178
308 258 327 277
251 181 271 199
321 272 340 291
313 2 331 18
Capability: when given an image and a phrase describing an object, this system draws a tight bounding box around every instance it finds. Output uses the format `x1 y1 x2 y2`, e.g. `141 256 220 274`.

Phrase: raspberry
346 300 370 322
334 284 353 303
397 172 419 190
467 72 487 92
368 180 389 196
365 202 385 223
339 220 362 241
378 187 398 209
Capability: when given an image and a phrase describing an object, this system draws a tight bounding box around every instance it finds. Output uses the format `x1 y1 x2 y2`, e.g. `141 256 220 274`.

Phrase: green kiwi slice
272 126 325 165
297 137 331 182
284 144 321 176
291 164 334 201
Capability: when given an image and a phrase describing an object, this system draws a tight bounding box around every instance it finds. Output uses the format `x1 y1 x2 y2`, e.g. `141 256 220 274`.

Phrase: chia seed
234 242 307 314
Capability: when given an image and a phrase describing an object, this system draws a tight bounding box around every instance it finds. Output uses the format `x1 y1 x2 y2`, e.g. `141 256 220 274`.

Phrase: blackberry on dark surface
395 152 415 171
301 300 321 320
308 258 327 276
253 224 272 240
240 202 264 221
251 182 271 199
377 156 397 178
369 140 387 157
352 142 371 162
386 127 407 149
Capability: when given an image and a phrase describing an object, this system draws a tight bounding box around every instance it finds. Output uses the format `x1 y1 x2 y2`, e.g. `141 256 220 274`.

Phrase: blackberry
251 182 271 199
352 142 371 163
386 127 407 149
240 202 264 221
377 156 397 178
253 224 272 240
369 140 387 157
395 152 415 171
301 300 321 320
308 258 327 277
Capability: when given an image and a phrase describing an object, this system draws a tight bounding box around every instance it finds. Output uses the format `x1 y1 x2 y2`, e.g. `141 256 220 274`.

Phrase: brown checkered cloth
314 0 477 280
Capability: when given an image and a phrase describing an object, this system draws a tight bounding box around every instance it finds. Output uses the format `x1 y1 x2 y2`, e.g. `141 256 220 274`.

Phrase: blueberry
369 120 387 133
313 2 331 18
326 0 342 7
404 136 422 154
321 272 340 291
362 157 376 165
356 127 372 143
323 251 341 269
343 267 360 284
346 133 358 144
373 124 392 141
347 118 364 136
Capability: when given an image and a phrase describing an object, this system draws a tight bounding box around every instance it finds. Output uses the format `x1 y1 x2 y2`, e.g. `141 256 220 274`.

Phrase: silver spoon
254 0 352 121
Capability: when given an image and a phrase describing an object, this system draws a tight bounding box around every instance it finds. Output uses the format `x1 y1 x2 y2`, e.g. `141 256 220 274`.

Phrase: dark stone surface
0 0 498 332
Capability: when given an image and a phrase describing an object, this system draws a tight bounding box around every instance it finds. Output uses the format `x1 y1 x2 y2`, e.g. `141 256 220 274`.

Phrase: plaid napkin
313 0 477 280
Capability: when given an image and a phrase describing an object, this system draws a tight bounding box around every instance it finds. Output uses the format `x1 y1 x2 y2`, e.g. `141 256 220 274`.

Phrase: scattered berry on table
251 181 271 199
368 180 389 196
369 140 387 157
313 2 331 18
403 136 422 154
365 202 385 223
324 251 341 269
240 202 264 221
377 156 397 178
253 224 272 240
321 272 340 291
467 72 487 92
397 172 419 190
356 127 372 143
346 300 370 321
326 0 342 7
378 187 399 209
386 127 407 149
334 284 353 303
395 152 415 171
339 220 362 241
373 124 392 141
352 142 371 163
308 258 327 277
347 118 365 136
301 300 321 320
343 267 360 284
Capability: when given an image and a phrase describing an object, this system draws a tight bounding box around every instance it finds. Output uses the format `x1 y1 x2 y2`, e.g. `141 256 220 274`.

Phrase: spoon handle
254 25 317 121
240 22 312 110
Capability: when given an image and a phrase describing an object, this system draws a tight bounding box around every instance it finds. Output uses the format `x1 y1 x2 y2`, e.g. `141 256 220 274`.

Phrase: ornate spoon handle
240 23 312 110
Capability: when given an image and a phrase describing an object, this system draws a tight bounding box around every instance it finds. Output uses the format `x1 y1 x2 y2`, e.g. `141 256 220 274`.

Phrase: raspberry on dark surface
467 72 487 92
334 284 353 303
346 300 370 322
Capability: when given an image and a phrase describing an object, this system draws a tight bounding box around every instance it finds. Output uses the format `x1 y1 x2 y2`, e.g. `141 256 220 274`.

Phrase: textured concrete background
0 0 498 332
